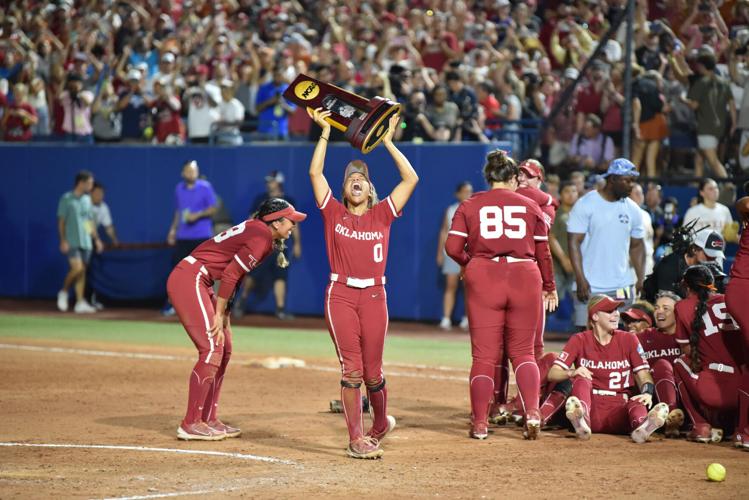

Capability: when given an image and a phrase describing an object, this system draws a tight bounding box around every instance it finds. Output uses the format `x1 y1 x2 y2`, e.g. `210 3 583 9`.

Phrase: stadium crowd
0 0 747 179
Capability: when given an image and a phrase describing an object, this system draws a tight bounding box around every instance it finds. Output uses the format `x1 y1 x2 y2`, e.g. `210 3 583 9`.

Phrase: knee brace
365 377 386 393
340 379 362 389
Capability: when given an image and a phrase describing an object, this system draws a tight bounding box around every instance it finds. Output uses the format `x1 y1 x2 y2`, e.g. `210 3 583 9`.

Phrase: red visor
621 308 652 326
519 159 544 180
261 205 307 223
588 296 624 320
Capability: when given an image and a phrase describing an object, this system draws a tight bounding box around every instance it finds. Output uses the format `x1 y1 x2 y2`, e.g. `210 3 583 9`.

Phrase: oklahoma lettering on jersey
190 219 273 300
318 189 400 278
636 328 681 365
448 189 548 261
674 294 745 368
554 330 650 394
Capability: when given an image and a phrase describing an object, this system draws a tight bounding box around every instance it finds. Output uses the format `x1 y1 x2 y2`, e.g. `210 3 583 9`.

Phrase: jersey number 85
479 206 527 240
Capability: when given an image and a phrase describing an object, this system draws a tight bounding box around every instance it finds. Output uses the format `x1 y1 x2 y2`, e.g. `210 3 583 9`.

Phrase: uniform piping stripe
325 281 344 370
233 254 250 272
674 358 699 379
320 189 332 210
534 236 548 241
633 364 650 373
675 338 689 344
449 230 468 237
386 196 399 218
554 359 570 370
195 272 214 364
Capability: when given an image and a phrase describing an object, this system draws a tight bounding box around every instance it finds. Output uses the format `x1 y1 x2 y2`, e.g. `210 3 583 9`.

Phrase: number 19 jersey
318 189 400 278
449 189 548 260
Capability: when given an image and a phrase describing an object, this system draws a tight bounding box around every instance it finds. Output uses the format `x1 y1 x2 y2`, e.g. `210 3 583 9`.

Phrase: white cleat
57 290 69 312
632 403 669 444
565 396 591 441
74 300 97 314
177 422 226 441
439 317 452 331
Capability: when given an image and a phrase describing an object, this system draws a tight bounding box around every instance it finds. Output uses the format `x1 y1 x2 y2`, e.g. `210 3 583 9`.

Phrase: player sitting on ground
548 295 669 443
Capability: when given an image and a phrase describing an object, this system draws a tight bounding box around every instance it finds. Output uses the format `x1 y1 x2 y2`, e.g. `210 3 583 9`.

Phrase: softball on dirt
706 463 726 482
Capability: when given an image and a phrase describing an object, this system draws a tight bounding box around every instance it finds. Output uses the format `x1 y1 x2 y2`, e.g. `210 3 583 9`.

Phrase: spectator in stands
234 170 301 320
398 90 430 142
164 160 217 315
632 71 669 178
567 114 615 173
575 61 609 133
151 78 185 144
28 77 49 137
215 80 245 145
682 178 737 241
256 67 294 140
549 67 580 168
59 74 94 143
687 48 736 178
436 181 473 331
183 65 219 144
92 80 122 143
2 82 37 142
600 64 625 157
116 69 150 143
568 159 646 330
149 52 184 95
550 20 594 69
57 170 103 314
426 84 459 142
550 181 579 302
446 71 481 142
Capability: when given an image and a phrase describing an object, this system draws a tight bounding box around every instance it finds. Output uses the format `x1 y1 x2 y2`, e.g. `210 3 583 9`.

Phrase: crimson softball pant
571 377 648 433
673 359 749 429
167 260 232 426
324 281 389 441
651 359 678 412
464 258 542 424
726 278 749 350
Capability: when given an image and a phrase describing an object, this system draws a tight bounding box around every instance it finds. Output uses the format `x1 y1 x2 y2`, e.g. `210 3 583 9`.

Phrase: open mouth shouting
352 181 363 197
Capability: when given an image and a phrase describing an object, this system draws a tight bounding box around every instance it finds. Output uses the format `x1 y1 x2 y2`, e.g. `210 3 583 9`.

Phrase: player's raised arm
308 107 333 206
382 114 419 212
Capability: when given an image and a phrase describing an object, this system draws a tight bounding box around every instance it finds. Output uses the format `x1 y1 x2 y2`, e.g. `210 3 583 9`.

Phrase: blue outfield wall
0 143 497 321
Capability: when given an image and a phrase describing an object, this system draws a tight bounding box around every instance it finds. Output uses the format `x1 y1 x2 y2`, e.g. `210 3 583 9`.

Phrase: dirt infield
1 337 747 499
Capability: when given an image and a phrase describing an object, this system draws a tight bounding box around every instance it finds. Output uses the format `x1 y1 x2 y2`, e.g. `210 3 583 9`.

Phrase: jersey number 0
479 206 527 239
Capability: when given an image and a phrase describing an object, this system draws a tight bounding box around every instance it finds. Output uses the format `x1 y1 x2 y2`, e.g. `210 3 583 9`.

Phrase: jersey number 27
479 206 527 240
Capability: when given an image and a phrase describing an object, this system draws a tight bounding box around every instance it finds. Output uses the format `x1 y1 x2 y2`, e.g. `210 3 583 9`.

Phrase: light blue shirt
567 190 645 292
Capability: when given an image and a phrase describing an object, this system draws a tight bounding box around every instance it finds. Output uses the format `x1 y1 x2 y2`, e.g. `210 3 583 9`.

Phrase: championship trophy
283 74 401 154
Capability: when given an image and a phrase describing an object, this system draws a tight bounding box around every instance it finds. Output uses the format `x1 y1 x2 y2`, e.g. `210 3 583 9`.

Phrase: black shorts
174 239 205 265
251 250 289 282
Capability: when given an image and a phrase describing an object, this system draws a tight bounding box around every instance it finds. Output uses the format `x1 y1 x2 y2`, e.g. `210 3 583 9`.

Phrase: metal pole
622 0 635 159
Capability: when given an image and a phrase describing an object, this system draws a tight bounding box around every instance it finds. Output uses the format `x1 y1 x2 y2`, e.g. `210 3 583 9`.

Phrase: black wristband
641 382 654 396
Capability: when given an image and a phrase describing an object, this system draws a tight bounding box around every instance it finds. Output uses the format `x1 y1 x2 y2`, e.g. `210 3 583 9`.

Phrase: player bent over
308 108 418 459
548 295 669 443
168 198 306 440
672 265 749 448
445 150 557 441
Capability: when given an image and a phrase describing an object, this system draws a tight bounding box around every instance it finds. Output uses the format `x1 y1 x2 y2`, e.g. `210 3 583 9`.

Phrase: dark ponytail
682 265 716 372
483 149 518 185
253 198 291 268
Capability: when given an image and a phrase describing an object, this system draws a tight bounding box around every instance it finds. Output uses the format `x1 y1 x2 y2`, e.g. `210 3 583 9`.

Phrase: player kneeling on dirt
548 295 669 442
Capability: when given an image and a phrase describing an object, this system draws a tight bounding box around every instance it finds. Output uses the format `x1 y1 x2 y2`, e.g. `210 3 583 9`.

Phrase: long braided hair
682 265 716 372
253 198 292 268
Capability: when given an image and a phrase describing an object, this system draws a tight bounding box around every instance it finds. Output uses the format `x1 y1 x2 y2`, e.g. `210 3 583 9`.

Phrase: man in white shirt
682 178 736 241
216 79 246 145
629 182 654 276
184 65 220 143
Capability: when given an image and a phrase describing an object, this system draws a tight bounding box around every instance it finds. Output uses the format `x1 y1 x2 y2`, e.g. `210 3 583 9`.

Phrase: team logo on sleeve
636 342 645 357
559 351 569 362
247 254 258 269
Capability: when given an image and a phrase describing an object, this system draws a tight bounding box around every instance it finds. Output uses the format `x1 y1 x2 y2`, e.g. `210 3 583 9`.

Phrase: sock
627 400 648 430
513 356 540 414
203 352 231 422
651 359 678 411
366 380 388 434
184 361 218 426
540 390 567 425
470 362 495 425
341 385 364 441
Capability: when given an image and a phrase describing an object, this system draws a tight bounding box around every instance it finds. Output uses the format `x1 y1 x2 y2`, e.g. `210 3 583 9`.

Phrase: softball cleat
368 415 396 442
469 421 489 440
565 396 591 441
346 436 384 459
177 422 227 441
523 410 541 440
206 420 241 438
632 403 669 444
687 423 713 443
734 432 749 450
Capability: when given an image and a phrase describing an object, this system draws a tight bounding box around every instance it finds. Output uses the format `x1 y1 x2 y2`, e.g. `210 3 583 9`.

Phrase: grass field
0 314 472 368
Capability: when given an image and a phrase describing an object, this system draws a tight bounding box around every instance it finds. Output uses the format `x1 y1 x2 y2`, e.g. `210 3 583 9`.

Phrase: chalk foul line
0 442 295 465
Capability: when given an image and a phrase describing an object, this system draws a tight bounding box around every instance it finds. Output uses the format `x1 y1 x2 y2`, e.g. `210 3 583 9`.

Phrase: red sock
184 361 218 426
492 357 509 406
203 352 231 422
367 381 388 434
470 362 495 424
626 400 648 430
651 359 678 411
540 390 567 425
513 356 540 414
341 385 363 441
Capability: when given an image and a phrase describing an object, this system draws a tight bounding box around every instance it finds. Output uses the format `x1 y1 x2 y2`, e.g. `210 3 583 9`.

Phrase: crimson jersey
191 219 273 300
318 189 400 278
446 188 555 290
636 328 681 365
517 186 557 231
554 330 650 394
674 294 745 367
731 222 749 280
